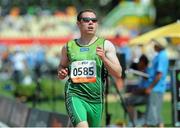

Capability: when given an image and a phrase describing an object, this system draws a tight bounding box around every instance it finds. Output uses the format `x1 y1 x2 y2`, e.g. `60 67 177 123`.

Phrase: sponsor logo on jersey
80 47 89 52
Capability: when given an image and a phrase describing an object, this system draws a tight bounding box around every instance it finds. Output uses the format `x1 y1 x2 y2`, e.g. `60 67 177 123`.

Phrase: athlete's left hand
96 47 106 60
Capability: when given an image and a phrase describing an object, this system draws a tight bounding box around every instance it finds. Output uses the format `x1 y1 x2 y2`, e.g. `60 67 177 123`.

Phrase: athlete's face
77 12 98 35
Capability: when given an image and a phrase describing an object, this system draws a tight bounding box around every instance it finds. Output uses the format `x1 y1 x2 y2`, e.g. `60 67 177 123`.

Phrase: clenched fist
57 68 68 79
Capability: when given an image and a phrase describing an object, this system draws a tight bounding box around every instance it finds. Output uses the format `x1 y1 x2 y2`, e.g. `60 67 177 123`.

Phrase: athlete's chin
85 31 95 35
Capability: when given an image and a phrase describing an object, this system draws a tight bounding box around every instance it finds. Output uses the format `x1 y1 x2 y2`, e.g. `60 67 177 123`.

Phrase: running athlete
57 9 122 127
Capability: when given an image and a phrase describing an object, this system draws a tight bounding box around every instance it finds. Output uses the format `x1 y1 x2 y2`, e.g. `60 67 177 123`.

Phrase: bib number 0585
70 60 96 83
73 67 94 76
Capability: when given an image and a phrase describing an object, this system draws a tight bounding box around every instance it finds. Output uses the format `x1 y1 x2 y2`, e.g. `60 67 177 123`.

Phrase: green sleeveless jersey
65 37 105 103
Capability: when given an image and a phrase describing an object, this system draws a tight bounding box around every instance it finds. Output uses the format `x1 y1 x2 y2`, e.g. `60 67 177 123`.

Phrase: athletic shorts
65 96 103 127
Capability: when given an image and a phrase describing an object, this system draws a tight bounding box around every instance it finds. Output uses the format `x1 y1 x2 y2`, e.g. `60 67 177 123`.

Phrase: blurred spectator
117 43 132 67
144 38 169 127
26 49 36 70
131 44 143 64
33 45 46 78
125 54 150 123
1 47 11 70
0 45 12 80
10 47 27 85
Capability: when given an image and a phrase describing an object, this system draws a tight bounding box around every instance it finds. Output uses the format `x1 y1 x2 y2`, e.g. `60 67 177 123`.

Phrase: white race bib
70 60 96 83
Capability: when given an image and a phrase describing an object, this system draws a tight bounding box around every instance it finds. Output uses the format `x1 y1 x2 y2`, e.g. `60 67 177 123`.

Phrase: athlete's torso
65 37 105 103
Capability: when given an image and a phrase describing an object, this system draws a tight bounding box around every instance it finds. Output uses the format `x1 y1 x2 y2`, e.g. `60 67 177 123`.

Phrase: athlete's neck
78 36 98 46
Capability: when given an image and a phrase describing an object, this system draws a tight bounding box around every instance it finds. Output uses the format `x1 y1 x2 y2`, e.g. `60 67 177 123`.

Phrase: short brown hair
77 9 97 21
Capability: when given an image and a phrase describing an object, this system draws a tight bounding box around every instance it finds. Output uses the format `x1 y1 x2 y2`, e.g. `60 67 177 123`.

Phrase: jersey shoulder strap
96 37 105 49
66 39 77 59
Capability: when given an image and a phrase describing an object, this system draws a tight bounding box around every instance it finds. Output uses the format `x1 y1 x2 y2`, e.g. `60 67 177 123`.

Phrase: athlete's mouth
88 26 94 30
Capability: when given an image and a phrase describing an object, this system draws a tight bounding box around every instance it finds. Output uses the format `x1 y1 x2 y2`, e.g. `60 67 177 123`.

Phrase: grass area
25 97 172 127
0 76 173 127
105 100 172 126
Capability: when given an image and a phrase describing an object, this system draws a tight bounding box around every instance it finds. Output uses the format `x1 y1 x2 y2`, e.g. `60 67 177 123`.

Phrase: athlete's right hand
57 68 68 79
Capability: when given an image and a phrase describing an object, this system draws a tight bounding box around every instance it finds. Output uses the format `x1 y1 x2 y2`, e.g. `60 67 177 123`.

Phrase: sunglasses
80 17 98 23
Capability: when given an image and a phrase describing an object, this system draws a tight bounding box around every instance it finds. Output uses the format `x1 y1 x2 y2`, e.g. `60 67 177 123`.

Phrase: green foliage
154 0 180 26
0 75 65 99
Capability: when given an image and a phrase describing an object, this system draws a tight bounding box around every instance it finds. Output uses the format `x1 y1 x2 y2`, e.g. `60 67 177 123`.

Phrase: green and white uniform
65 37 105 127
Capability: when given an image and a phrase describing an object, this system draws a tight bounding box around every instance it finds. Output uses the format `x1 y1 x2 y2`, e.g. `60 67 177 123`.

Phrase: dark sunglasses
80 17 98 23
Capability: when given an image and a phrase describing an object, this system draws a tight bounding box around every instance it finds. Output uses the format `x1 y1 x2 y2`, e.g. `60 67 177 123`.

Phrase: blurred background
0 0 180 127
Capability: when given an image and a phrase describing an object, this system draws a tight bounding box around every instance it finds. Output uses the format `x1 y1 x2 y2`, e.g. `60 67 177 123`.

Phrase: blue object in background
3 84 14 91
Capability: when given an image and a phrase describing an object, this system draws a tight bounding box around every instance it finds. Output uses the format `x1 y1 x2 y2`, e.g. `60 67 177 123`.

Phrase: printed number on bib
71 60 96 83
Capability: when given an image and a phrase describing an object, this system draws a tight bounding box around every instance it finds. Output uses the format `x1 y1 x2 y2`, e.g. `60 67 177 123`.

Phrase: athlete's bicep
104 40 122 78
104 40 120 65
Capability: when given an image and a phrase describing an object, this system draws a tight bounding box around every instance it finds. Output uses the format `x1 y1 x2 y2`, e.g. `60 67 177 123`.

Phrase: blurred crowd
0 44 61 85
0 9 77 38
0 6 138 39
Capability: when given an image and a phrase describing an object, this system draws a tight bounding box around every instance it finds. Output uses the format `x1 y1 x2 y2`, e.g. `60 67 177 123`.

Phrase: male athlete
57 9 122 127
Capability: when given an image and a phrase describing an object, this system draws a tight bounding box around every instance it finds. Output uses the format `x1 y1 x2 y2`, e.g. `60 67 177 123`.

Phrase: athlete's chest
69 46 97 61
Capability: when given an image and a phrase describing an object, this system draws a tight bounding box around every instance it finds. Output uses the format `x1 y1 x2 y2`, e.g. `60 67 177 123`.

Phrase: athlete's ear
77 21 80 27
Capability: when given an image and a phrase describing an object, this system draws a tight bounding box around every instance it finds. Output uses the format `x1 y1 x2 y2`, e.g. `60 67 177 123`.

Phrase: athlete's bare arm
96 40 122 78
57 45 69 79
